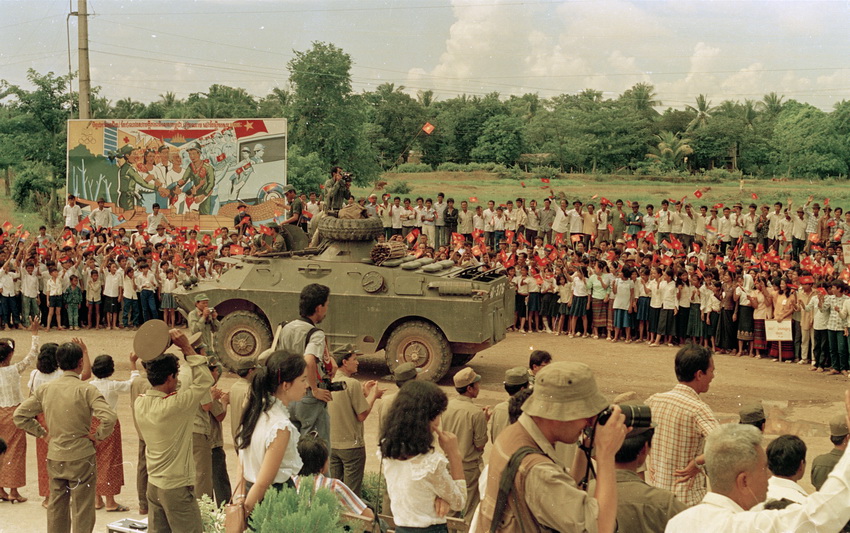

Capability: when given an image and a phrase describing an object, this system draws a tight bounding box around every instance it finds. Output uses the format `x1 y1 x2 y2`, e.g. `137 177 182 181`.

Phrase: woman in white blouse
380 380 466 533
235 351 308 514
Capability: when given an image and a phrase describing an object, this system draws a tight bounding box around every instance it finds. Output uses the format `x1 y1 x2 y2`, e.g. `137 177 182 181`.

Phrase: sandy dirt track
0 327 845 532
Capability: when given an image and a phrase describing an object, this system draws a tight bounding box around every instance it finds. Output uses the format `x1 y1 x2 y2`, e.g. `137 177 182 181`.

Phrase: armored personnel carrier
175 216 514 382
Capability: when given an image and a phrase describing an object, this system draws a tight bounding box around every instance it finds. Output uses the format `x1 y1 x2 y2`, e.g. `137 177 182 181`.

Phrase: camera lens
622 404 653 428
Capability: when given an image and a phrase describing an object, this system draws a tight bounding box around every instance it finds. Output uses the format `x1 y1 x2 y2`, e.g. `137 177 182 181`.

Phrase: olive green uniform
328 373 370 496
185 162 215 215
188 307 218 355
178 363 214 500
488 400 510 444
228 378 251 443
441 395 488 519
135 355 214 533
324 177 351 212
118 163 155 210
615 469 686 532
812 448 845 490
14 371 117 533
130 375 152 513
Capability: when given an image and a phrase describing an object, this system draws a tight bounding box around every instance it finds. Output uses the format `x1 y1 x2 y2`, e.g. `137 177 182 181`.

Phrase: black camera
320 378 347 392
341 172 354 183
597 404 652 429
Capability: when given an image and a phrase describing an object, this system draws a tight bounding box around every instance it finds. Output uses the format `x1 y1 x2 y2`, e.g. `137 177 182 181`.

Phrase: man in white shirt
63 195 83 231
679 204 696 251
695 205 708 246
147 204 172 235
433 192 447 248
767 202 784 251
388 196 403 237
717 207 733 255
90 198 113 232
665 412 850 533
596 203 610 243
729 203 743 242
763 434 808 505
458 201 474 242
656 200 672 244
482 201 496 248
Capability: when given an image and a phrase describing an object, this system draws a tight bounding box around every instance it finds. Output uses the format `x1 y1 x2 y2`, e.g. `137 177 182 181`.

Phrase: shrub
394 163 432 173
197 494 225 533
360 471 385 515
703 168 743 182
249 478 344 533
496 166 527 181
11 161 53 211
386 181 412 194
436 162 464 172
532 166 559 182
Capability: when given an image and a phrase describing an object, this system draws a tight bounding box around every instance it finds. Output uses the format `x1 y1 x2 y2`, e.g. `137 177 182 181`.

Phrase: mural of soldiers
184 143 215 215
115 145 155 211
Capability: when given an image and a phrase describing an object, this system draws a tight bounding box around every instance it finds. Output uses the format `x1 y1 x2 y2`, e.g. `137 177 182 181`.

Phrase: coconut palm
686 94 714 131
646 130 694 170
622 82 660 115
759 92 785 117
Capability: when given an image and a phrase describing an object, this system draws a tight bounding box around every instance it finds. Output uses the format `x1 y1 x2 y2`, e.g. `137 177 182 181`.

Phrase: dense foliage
3 44 850 210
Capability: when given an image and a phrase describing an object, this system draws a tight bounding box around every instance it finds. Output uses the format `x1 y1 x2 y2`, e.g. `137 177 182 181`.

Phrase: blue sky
2 0 850 110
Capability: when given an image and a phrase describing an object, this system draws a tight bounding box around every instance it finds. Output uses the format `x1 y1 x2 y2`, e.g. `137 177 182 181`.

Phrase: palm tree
623 82 660 115
686 94 714 131
742 99 758 129
646 131 694 170
417 89 435 108
759 92 785 117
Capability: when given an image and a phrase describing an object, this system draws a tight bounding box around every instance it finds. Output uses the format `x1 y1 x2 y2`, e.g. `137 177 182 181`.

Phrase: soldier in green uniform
324 166 351 213
488 367 530 444
614 425 686 532
184 144 215 215
811 413 849 490
115 145 156 211
280 185 302 226
188 293 218 355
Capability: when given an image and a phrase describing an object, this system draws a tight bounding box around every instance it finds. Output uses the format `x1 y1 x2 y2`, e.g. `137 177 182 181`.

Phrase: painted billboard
66 118 287 221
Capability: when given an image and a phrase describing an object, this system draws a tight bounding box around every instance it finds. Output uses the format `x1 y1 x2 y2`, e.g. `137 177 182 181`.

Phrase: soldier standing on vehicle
279 185 302 226
324 166 352 214
279 283 337 445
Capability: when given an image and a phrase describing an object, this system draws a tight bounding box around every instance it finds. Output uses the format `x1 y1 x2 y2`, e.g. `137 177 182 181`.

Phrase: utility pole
78 0 91 119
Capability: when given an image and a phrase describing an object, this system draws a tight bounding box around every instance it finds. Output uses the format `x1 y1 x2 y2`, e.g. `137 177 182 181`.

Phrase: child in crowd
86 269 102 329
63 275 84 331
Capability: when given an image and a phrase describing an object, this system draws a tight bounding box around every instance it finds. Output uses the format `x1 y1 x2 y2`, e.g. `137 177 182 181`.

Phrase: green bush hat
522 362 608 422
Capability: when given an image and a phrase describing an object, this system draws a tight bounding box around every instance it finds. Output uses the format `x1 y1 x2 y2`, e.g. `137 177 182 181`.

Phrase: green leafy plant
197 494 225 533
359 471 384 515
249 477 345 533
394 163 433 173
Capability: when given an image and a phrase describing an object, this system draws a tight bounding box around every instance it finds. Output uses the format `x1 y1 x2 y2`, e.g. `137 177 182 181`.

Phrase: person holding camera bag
279 283 337 445
475 361 628 533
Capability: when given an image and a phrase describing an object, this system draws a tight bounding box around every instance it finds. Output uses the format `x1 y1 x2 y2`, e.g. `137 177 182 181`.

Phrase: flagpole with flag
391 122 436 169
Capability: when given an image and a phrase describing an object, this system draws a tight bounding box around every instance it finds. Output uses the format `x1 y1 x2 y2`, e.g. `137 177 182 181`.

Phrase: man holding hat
442 366 491 520
476 362 627 533
811 413 849 490
135 330 214 533
188 293 218 355
328 344 385 496
615 423 686 533
489 367 530 444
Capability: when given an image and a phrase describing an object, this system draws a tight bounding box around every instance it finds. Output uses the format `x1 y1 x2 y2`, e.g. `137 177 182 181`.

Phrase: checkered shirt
646 383 719 507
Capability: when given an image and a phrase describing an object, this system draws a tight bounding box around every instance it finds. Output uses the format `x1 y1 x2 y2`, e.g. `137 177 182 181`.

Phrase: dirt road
1 327 844 532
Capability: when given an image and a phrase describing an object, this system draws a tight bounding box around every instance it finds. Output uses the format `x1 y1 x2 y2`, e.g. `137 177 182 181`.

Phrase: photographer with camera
324 166 352 215
279 283 337 446
476 362 627 533
646 344 719 507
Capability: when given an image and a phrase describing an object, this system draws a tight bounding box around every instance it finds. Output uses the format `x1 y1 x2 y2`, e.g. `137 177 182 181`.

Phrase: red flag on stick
422 122 435 135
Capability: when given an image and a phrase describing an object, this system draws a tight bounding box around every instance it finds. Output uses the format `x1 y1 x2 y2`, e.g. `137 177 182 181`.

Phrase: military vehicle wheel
319 216 383 241
215 311 272 369
385 321 452 383
451 353 476 367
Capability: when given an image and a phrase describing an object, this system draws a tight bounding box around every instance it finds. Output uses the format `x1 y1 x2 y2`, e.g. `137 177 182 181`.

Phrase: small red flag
570 234 582 243
406 228 420 243
693 190 703 199
751 193 759 200
37 247 47 256
216 153 226 162
505 230 515 244
824 198 830 206
554 233 565 245
607 224 614 235
540 178 551 184
469 196 478 203
230 244 245 255
520 182 526 188
713 203 724 209
202 234 212 245
422 122 435 135
151 252 160 262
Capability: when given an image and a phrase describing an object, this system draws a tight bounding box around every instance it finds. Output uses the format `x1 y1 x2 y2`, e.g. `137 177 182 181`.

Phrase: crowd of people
4 175 850 532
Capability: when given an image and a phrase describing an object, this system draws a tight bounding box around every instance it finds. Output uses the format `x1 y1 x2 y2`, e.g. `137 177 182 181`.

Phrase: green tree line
3 41 850 214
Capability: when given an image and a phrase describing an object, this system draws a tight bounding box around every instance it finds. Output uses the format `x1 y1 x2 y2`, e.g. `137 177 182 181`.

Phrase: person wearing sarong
715 272 738 354
768 278 797 361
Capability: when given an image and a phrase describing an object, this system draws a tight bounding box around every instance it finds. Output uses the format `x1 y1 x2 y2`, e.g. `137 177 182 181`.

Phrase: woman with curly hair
235 350 308 514
380 380 466 533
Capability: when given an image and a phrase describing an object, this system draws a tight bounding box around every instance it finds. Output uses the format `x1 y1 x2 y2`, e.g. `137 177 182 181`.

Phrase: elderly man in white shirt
666 401 850 533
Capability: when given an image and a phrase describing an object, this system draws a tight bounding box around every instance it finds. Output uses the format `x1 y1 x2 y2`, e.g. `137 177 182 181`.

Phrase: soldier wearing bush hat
188 293 218 355
489 367 531 444
811 413 850 490
477 362 628 533
739 402 766 432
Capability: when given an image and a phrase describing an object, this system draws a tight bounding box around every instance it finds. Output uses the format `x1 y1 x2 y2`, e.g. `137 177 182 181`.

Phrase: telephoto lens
597 404 652 428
